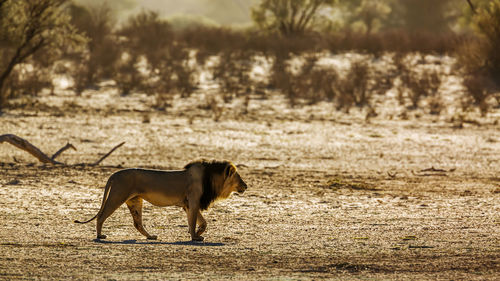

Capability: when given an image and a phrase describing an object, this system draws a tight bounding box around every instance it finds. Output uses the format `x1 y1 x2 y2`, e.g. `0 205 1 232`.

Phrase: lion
74 159 247 241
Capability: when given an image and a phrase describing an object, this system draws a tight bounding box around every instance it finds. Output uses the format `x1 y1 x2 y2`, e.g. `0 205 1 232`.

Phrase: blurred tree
115 10 197 99
392 0 456 32
457 0 500 115
335 0 463 33
73 0 137 21
119 11 173 68
68 2 119 92
137 0 257 27
201 0 256 25
343 0 391 34
113 10 172 96
459 0 491 27
166 14 220 31
470 1 500 79
0 0 85 108
252 0 337 36
356 0 391 34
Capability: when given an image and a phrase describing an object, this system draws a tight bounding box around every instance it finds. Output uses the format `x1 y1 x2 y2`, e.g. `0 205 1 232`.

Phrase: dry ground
0 89 499 280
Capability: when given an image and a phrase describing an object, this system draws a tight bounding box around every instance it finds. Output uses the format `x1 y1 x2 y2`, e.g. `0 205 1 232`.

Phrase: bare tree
252 0 336 36
0 0 85 108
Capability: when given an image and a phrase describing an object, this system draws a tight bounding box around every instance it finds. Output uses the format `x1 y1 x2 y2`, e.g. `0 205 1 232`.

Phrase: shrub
457 0 500 115
4 64 54 98
474 1 500 81
462 74 494 116
212 50 257 102
289 55 339 106
112 10 198 102
112 52 145 96
395 55 441 109
407 69 441 109
428 96 444 115
340 60 371 108
327 29 462 55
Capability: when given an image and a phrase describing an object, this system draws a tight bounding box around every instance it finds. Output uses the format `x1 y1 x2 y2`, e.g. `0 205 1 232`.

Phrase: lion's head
184 159 247 210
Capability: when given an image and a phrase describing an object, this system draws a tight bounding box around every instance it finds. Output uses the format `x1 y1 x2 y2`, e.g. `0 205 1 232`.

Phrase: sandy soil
0 87 499 280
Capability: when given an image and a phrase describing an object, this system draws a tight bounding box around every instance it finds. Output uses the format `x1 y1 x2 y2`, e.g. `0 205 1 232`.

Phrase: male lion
75 160 247 241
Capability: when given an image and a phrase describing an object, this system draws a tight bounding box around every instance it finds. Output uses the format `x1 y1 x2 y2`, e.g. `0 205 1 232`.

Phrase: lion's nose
239 180 248 192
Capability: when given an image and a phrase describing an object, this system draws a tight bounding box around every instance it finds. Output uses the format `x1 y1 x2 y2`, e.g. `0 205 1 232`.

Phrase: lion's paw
192 236 204 242
147 235 158 240
97 234 107 239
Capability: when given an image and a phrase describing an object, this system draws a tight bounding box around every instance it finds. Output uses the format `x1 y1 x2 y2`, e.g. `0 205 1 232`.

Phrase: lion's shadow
93 239 225 247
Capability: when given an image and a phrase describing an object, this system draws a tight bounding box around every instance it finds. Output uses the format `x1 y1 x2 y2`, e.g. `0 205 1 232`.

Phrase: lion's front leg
185 204 204 242
196 211 207 236
183 207 207 238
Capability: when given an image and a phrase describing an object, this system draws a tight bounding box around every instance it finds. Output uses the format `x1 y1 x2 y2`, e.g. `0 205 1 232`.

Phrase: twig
466 0 477 14
419 166 456 173
90 142 125 166
408 245 435 249
0 134 61 164
412 169 449 177
51 142 76 160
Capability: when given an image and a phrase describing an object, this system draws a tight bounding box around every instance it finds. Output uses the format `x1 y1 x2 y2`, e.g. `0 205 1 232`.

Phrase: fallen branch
411 166 455 177
419 166 456 173
0 134 61 165
1 134 124 166
51 142 76 160
89 142 125 166
412 170 447 177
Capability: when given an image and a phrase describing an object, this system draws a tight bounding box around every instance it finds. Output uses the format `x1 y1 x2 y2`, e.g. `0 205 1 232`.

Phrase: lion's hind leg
126 197 157 240
95 187 132 240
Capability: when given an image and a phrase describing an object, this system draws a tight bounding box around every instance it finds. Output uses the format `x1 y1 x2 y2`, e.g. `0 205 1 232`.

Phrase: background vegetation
0 0 499 116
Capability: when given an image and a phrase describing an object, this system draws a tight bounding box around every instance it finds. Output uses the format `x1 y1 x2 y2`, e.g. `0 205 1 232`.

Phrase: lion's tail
74 176 114 224
74 214 98 224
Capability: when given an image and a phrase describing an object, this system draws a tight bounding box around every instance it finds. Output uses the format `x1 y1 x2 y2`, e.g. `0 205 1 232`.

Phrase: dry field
0 88 499 280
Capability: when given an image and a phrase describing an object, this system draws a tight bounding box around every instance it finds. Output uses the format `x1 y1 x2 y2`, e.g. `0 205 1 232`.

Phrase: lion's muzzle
237 179 248 194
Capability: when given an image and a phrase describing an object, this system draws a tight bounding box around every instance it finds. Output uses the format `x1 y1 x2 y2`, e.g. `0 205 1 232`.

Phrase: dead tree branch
419 166 456 173
412 166 456 177
0 134 61 164
466 0 477 14
51 142 76 160
89 142 125 166
1 134 124 166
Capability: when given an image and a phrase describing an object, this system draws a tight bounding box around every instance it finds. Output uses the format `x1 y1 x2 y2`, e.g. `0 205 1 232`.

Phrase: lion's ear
225 164 236 178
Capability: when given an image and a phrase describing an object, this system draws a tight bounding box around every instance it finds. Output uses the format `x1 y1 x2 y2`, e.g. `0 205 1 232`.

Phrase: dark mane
184 159 230 210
